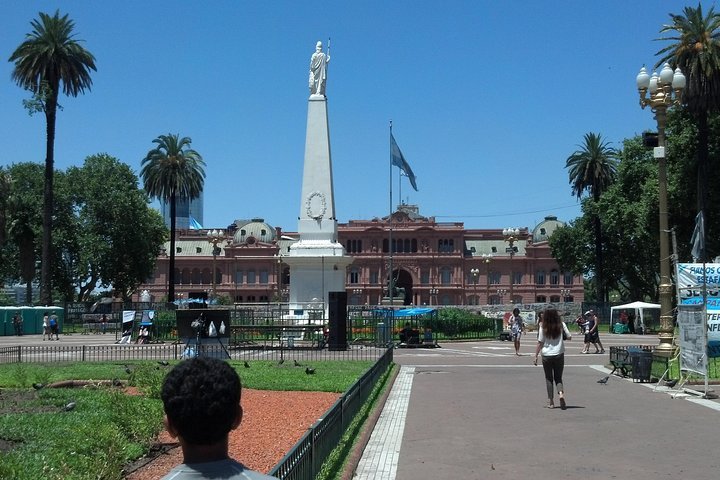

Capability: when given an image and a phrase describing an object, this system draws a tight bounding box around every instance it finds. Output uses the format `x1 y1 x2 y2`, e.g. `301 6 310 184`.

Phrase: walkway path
356 334 720 480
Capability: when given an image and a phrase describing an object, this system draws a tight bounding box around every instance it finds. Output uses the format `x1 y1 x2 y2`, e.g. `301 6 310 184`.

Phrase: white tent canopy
610 301 661 333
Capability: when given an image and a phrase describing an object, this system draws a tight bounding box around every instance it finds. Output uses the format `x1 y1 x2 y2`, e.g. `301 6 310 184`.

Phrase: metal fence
268 347 393 479
0 341 386 365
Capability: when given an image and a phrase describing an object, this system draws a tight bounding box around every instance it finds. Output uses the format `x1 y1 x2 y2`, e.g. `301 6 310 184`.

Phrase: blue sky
0 1 699 232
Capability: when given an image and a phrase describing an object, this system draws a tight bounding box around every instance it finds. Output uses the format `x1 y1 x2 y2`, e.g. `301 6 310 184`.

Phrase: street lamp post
207 229 225 301
482 253 493 305
503 228 520 305
496 288 507 306
470 268 479 305
560 288 571 303
430 288 439 306
637 62 685 353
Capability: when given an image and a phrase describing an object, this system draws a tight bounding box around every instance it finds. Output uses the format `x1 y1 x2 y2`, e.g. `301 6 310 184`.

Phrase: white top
537 322 571 357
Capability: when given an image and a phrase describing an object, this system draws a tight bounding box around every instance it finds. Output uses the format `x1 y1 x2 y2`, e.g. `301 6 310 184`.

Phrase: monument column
285 41 352 315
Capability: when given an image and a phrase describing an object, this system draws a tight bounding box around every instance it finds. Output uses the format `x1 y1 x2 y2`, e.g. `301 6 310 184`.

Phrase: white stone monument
285 41 352 317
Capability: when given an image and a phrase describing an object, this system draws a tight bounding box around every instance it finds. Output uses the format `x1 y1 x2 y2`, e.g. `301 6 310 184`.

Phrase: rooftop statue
309 40 330 96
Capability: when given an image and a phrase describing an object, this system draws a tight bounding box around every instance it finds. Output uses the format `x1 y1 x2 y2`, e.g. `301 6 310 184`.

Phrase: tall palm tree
566 132 619 303
9 10 96 305
141 134 205 304
656 3 720 261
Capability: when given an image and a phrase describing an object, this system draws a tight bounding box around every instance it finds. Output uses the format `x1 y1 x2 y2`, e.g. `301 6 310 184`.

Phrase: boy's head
161 357 242 445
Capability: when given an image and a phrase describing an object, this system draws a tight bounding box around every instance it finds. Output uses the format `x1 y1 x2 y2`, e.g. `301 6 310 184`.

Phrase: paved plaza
357 334 720 480
3 332 719 479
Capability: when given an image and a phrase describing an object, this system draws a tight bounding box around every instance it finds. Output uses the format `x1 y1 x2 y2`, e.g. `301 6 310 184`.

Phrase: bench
609 346 632 377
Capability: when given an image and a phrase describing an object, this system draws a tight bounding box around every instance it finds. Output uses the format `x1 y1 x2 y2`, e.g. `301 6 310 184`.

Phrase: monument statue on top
309 40 330 96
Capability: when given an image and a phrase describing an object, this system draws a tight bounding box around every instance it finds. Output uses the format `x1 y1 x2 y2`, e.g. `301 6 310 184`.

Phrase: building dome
232 218 276 244
532 216 564 243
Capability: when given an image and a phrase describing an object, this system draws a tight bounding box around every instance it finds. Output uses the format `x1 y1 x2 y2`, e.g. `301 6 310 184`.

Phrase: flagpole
389 121 394 308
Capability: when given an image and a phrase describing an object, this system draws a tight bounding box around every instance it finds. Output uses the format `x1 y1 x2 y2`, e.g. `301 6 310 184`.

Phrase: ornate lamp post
430 288 439 306
470 268 480 305
636 62 685 353
496 288 507 305
503 228 520 304
482 253 493 305
560 288 571 303
207 229 225 301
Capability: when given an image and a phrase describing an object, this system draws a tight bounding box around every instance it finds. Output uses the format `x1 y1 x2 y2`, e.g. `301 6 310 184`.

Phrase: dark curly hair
161 357 241 445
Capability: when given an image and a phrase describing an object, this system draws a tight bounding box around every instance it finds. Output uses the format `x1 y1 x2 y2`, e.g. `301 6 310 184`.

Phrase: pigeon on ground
158 360 169 366
278 359 285 366
597 376 610 385
665 379 679 388
244 361 250 368
294 360 302 367
62 401 76 412
125 367 132 375
305 367 316 375
112 378 123 387
32 383 44 390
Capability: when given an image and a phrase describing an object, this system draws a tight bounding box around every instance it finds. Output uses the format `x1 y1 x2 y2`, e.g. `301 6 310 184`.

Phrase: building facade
137 206 583 306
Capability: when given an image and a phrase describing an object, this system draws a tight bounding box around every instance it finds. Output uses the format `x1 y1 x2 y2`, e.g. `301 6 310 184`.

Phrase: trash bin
629 348 653 382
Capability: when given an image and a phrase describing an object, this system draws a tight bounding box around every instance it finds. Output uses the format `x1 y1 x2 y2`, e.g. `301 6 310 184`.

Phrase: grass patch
0 359 376 479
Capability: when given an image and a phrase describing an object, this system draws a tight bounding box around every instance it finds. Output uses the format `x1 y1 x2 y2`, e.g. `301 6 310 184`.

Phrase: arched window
563 271 573 285
550 270 560 285
440 267 452 285
535 271 546 285
536 295 547 303
191 268 201 284
549 295 560 303
349 268 360 284
201 268 211 284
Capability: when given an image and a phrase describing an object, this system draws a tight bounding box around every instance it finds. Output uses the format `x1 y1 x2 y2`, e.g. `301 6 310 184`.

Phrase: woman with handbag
533 308 571 409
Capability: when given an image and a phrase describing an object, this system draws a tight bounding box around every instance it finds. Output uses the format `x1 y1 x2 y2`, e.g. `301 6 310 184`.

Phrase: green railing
268 347 393 479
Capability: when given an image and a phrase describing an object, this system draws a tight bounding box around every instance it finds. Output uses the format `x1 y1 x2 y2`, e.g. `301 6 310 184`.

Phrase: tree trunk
168 191 176 304
593 200 604 303
697 111 709 262
40 90 58 306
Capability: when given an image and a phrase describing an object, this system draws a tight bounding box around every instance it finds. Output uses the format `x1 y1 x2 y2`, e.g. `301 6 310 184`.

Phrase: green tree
3 163 45 304
141 134 205 304
64 154 168 301
657 3 720 260
565 132 619 303
8 10 96 305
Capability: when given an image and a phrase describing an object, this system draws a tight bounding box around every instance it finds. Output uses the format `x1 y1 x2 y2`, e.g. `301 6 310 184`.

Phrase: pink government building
137 205 583 307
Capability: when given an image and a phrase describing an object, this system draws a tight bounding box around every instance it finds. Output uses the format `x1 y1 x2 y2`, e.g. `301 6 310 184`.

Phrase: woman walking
533 308 571 409
509 308 524 355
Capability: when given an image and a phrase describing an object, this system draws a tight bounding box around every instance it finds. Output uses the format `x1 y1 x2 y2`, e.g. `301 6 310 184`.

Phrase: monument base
380 296 406 306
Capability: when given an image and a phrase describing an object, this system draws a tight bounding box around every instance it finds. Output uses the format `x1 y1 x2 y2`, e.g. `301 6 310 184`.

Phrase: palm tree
566 132 619 303
9 10 96 305
141 134 205 304
656 3 720 261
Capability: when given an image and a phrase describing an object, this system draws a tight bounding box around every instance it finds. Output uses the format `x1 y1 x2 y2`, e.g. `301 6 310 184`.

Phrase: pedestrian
160 357 278 479
12 311 22 336
510 307 525 355
49 313 59 340
101 314 108 334
533 308 571 409
582 310 605 354
42 312 51 341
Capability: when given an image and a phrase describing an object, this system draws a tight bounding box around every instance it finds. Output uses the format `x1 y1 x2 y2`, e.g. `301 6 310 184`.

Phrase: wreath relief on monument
306 191 327 220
